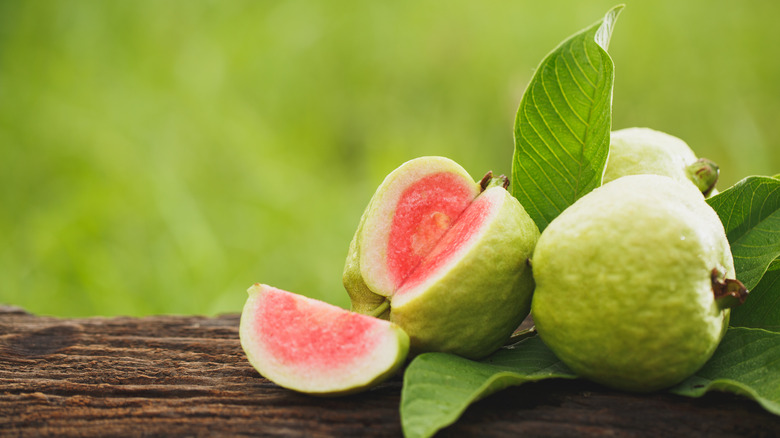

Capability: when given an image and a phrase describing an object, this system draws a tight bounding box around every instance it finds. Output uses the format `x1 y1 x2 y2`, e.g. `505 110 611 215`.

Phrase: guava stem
366 300 391 319
711 269 749 310
686 158 720 196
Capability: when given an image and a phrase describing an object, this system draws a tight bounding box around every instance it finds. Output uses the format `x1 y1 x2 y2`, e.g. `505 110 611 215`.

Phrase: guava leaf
729 256 780 332
707 176 780 290
511 5 622 232
400 336 576 438
670 327 780 416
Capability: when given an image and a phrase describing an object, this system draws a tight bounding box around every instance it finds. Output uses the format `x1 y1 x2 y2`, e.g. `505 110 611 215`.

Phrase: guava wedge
344 156 540 359
239 284 409 396
604 127 720 196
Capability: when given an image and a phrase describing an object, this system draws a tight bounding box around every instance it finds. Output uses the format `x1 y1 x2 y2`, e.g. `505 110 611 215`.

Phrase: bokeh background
1 1 778 317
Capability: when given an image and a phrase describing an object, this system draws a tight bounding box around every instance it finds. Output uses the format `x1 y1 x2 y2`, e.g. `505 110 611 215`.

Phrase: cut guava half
344 156 540 359
239 284 409 396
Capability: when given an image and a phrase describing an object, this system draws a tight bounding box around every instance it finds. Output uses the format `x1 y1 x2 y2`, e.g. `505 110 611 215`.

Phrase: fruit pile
233 7 780 436
238 127 747 395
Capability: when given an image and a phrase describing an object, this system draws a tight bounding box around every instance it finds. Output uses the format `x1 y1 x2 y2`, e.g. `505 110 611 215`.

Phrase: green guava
344 156 540 359
239 284 409 396
531 174 747 392
604 127 720 196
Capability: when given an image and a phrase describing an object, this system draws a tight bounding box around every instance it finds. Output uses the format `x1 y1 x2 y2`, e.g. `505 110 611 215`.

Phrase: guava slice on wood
344 156 540 359
239 284 409 396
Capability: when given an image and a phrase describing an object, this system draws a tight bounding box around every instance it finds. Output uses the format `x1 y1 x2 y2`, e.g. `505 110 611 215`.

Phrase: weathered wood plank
1 305 778 437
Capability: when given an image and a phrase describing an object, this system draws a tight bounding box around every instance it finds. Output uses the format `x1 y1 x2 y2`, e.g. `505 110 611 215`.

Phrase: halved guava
344 156 540 359
239 284 409 396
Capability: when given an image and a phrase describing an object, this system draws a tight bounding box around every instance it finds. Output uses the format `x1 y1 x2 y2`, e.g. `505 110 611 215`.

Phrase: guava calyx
686 158 720 196
711 268 749 309
479 171 510 191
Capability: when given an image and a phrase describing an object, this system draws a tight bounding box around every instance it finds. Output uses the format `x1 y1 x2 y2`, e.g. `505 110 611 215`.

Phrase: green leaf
511 5 622 231
707 176 780 290
400 336 576 438
670 327 780 416
729 256 780 332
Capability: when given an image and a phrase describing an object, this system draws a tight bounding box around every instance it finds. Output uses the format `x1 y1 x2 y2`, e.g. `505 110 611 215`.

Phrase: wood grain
0 306 778 437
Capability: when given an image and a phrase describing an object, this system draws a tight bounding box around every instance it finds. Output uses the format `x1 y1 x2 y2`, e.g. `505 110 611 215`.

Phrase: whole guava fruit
531 174 747 392
239 284 409 396
604 127 720 196
344 156 540 359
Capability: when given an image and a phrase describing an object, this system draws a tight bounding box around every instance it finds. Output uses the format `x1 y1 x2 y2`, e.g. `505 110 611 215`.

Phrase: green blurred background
1 1 778 317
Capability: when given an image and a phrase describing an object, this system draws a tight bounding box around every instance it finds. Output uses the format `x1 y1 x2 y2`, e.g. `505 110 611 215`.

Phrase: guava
239 284 409 396
531 174 747 392
344 156 540 359
604 127 720 196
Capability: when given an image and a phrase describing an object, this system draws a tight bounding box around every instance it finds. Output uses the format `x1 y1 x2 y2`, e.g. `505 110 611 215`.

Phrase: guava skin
531 174 735 392
604 127 719 196
343 156 540 359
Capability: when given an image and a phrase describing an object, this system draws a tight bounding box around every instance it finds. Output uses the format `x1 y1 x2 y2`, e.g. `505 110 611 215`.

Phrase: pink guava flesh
255 287 382 370
399 192 492 292
387 172 475 287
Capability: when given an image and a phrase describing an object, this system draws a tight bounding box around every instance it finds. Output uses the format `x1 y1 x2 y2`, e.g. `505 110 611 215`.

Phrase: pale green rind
315 326 409 397
670 327 780 416
313 324 409 397
355 156 480 298
511 5 622 232
400 336 577 438
348 323 410 396
532 175 733 392
239 284 409 396
603 127 705 191
343 200 390 317
391 187 540 359
728 256 780 332
707 176 780 291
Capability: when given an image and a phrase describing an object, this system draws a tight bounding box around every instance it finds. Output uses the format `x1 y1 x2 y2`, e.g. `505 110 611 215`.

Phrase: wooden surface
1 305 778 437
